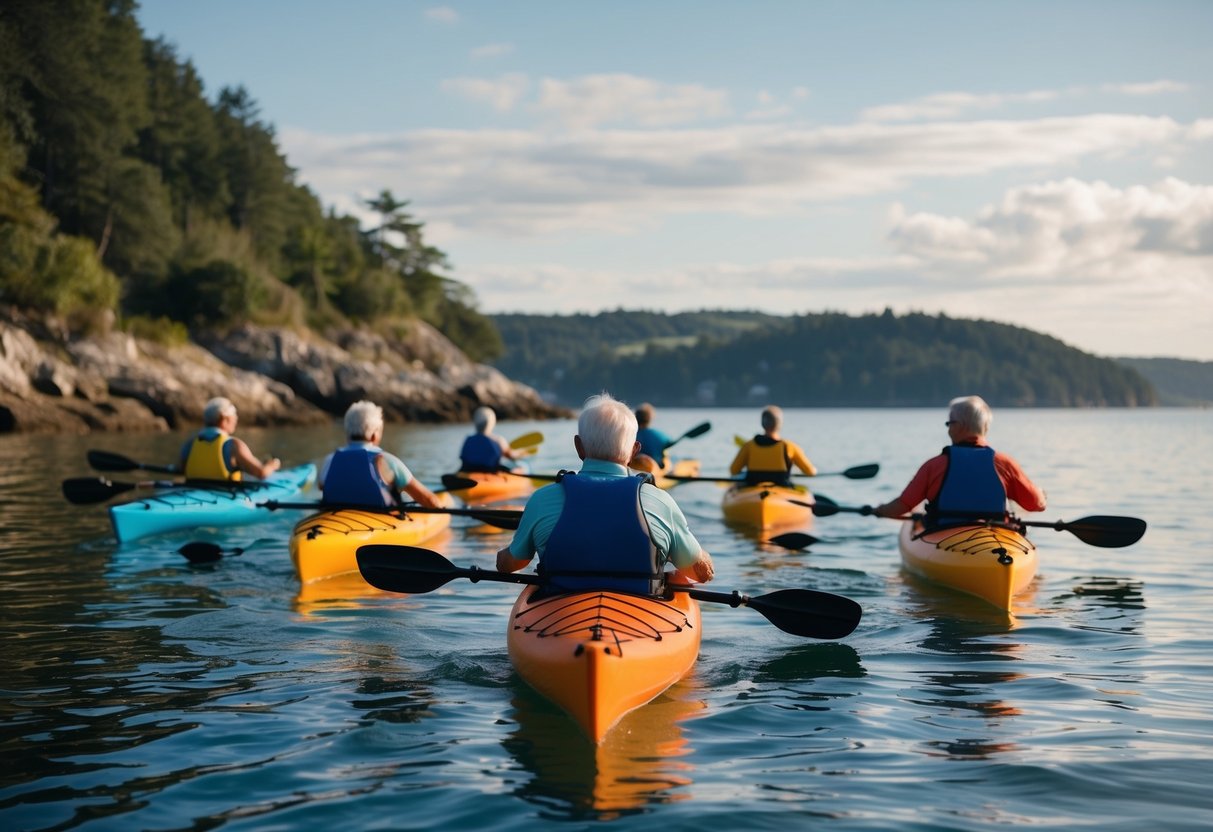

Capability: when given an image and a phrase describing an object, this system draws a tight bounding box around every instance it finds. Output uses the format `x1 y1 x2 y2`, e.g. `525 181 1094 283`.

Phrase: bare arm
231 439 280 480
400 477 441 508
496 546 532 574
674 549 715 584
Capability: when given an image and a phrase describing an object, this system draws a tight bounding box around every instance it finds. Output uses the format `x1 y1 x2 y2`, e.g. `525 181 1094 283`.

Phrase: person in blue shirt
319 400 441 508
497 394 714 594
630 402 674 475
458 406 526 473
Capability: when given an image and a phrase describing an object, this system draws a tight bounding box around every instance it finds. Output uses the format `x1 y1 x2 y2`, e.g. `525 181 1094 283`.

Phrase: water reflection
503 682 704 820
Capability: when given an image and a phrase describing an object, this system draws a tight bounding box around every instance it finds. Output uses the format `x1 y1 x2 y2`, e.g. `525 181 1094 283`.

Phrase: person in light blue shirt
319 400 441 508
497 394 714 589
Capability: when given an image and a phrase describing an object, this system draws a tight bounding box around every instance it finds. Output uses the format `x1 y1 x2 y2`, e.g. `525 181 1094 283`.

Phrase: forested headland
0 1 564 432
491 309 1164 407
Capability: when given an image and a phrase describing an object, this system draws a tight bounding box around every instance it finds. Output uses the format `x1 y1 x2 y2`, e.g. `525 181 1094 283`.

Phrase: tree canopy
0 1 500 359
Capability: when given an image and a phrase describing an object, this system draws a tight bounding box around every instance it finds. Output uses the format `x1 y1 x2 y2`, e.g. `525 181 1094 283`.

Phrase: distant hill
1116 357 1212 406
490 309 1158 408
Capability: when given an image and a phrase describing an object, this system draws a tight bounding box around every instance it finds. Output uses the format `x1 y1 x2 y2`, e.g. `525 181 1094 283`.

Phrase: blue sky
137 0 1213 359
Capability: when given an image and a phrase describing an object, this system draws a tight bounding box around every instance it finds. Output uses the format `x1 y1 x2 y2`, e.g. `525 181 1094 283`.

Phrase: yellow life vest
745 439 790 473
183 430 241 481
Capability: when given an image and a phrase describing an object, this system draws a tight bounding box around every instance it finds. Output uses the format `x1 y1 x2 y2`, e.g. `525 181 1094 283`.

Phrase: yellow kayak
721 482 813 530
651 458 701 490
898 519 1038 610
507 585 701 743
290 493 455 583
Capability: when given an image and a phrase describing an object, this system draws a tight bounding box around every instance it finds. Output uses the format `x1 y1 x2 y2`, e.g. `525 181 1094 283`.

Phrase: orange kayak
721 483 813 530
447 470 534 504
898 519 1038 610
507 585 701 743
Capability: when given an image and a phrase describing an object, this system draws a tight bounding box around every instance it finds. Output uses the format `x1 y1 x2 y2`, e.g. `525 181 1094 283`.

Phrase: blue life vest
460 433 503 473
538 473 662 596
927 445 1007 527
322 446 395 508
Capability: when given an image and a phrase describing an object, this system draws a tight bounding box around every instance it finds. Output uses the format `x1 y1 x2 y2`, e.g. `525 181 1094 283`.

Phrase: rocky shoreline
0 308 568 434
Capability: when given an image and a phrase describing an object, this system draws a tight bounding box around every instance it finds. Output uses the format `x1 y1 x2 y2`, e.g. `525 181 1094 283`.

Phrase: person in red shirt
872 396 1046 526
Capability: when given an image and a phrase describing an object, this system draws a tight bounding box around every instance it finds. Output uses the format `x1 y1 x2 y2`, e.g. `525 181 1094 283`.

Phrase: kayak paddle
766 532 822 550
509 431 544 452
663 463 880 484
258 500 523 530
810 495 1147 548
356 545 862 639
663 421 711 450
87 449 177 475
61 476 261 505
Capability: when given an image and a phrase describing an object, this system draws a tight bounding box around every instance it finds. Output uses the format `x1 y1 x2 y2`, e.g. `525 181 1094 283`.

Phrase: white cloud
283 114 1189 236
887 177 1213 280
441 73 529 112
471 42 514 60
534 74 731 128
1103 80 1190 96
863 80 1189 123
425 6 459 24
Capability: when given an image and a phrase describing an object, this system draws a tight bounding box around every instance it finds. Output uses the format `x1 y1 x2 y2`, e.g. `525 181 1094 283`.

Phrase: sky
136 0 1213 360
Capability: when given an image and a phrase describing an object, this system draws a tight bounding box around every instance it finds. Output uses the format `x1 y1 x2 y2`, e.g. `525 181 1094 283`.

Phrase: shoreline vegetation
1 6 1204 434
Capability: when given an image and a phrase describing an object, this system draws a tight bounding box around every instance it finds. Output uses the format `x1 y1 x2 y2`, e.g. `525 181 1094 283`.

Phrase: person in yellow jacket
177 397 281 481
729 405 816 486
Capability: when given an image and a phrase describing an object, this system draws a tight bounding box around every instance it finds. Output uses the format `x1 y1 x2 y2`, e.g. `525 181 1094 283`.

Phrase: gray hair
761 405 783 432
472 406 496 434
344 400 385 441
203 397 237 427
948 395 992 436
578 393 637 462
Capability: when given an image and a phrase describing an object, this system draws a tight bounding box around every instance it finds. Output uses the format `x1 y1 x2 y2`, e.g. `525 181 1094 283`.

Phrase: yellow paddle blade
510 431 544 450
734 435 746 447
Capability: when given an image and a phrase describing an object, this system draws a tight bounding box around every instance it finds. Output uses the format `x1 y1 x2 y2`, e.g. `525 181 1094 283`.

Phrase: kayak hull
289 492 454 583
108 464 317 543
652 458 701 490
507 585 701 743
449 470 534 504
721 483 813 530
898 520 1038 611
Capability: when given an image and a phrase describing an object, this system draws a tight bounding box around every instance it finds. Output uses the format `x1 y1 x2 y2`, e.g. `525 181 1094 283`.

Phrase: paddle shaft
356 545 861 639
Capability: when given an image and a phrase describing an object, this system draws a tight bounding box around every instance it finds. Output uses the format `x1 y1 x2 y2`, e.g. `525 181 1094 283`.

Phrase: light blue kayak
108 464 317 542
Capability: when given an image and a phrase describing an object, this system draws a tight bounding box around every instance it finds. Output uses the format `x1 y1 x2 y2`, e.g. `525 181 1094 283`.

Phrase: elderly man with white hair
319 400 441 508
496 393 714 594
178 396 281 481
459 406 525 473
873 395 1046 526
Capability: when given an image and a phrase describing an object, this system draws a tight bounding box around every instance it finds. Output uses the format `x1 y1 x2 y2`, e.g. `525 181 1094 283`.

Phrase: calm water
2 408 1210 831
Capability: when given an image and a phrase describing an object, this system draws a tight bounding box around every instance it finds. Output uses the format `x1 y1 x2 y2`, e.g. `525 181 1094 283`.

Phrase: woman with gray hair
873 395 1046 526
459 406 525 473
177 397 281 481
319 400 441 508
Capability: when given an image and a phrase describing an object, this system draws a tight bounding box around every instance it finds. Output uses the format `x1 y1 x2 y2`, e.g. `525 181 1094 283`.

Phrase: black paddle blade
467 510 522 530
687 586 862 639
1061 515 1147 548
62 476 133 505
87 449 140 472
843 463 880 480
810 495 840 516
357 545 467 593
177 542 243 564
767 532 821 550
439 475 479 492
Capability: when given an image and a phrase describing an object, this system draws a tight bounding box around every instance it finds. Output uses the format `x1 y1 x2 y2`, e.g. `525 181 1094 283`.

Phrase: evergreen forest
491 309 1160 407
0 1 501 360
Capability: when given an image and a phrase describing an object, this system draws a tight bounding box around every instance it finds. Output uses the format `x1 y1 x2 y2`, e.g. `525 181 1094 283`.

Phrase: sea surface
1 407 1210 831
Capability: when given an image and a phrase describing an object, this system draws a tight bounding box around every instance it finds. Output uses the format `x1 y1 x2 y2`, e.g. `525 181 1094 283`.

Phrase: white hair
473 406 496 434
203 397 237 426
344 400 385 441
578 393 637 462
949 395 992 436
